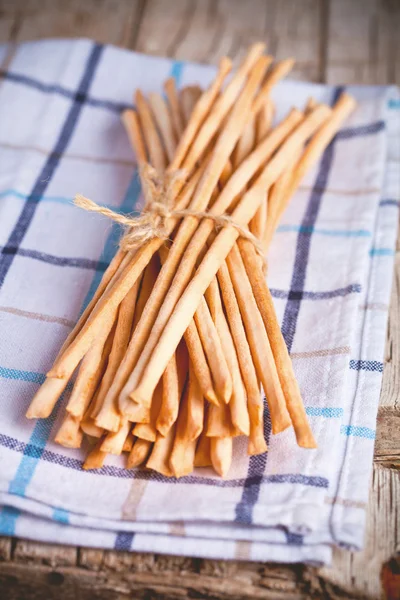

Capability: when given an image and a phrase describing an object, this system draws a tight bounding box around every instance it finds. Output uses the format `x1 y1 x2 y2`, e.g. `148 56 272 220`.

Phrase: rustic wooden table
0 1 399 599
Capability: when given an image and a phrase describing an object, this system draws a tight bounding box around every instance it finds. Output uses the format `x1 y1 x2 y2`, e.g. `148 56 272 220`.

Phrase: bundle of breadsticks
26 43 356 478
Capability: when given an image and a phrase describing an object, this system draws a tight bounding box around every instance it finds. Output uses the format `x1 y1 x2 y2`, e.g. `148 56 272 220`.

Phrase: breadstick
127 437 152 469
83 438 107 470
100 418 131 455
226 245 289 433
183 321 218 406
180 86 202 125
133 380 162 442
148 92 177 162
169 55 232 171
194 430 212 467
169 384 196 477
232 116 256 169
205 277 249 435
216 262 264 453
80 405 104 438
146 426 176 476
54 413 83 448
164 77 185 139
252 58 294 114
251 102 273 239
94 279 140 431
210 437 232 477
121 110 148 163
194 298 232 404
66 317 117 419
130 106 332 405
183 363 204 441
135 90 167 173
157 341 188 436
123 430 135 452
206 402 236 438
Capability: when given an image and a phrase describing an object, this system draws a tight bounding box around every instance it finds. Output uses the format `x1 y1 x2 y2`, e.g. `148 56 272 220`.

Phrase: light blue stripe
306 407 344 418
0 366 45 385
169 60 184 84
53 507 69 524
3 61 185 537
0 188 128 213
0 506 20 535
277 225 371 237
340 425 375 439
369 247 395 257
388 99 400 109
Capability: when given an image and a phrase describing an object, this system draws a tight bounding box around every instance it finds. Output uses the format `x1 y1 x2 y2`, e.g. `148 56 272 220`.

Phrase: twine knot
74 163 266 264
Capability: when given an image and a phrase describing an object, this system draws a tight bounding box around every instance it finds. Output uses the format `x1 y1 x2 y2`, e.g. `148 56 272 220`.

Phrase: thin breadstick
133 379 162 442
205 277 250 435
94 279 140 431
180 86 202 125
256 99 274 142
194 298 232 404
164 77 185 139
168 55 232 171
127 437 152 469
83 438 107 470
123 429 135 452
100 418 131 455
121 110 148 163
54 413 83 448
130 106 332 405
206 402 236 438
184 363 204 442
169 384 196 477
157 341 188 436
216 261 264 452
252 58 294 114
226 244 290 433
210 437 232 477
80 408 104 438
148 92 177 162
135 90 167 173
146 426 176 476
194 431 212 467
232 117 256 169
66 317 117 419
183 321 218 406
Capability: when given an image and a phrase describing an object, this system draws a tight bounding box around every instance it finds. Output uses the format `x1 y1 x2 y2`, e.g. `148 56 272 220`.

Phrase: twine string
74 163 266 262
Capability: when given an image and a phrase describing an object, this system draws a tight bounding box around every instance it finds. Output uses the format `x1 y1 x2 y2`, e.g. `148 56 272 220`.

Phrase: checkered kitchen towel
0 39 398 565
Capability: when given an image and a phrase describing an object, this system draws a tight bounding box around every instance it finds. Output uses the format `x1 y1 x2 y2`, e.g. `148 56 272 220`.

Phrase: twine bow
74 163 266 263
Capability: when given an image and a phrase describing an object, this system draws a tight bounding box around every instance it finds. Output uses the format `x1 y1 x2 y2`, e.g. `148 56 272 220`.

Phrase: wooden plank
135 0 325 81
0 0 144 48
13 539 77 567
326 0 400 85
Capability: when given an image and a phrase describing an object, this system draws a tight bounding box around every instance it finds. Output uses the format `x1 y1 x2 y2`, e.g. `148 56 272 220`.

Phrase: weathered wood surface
0 1 399 599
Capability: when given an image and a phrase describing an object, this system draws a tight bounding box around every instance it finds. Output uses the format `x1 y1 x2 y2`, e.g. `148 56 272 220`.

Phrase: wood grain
0 1 399 598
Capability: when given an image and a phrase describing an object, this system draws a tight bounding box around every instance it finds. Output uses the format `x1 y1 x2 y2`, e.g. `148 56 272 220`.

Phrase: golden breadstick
164 77 185 139
146 426 176 476
194 298 232 404
83 438 107 470
180 86 202 125
184 363 204 441
94 279 140 431
133 380 162 442
148 92 177 162
127 437 152 468
80 407 104 438
169 384 196 477
123 430 135 452
54 413 83 448
100 418 131 455
206 402 236 438
157 341 188 436
135 90 167 173
121 110 148 163
232 116 256 169
194 430 212 467
169 55 232 171
210 437 232 477
130 106 332 405
252 58 294 114
183 321 218 406
205 277 249 435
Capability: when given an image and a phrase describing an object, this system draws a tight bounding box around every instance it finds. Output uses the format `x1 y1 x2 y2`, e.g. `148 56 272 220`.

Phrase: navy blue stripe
114 531 135 551
0 69 131 113
270 283 361 301
0 246 108 272
0 44 104 289
235 87 343 526
336 120 385 139
0 433 328 489
379 199 399 207
349 359 383 372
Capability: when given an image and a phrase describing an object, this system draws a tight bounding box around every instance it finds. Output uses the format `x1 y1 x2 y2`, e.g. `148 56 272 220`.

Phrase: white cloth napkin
0 39 398 564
